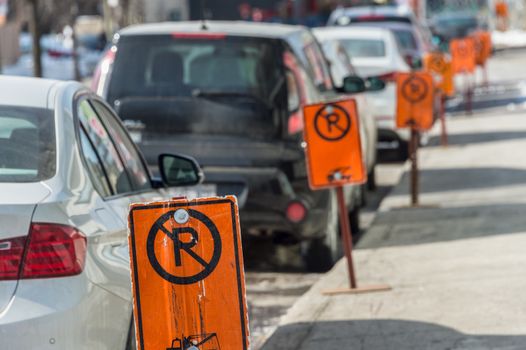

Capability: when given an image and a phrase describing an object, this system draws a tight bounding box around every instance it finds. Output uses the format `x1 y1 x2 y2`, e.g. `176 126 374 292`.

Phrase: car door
76 96 160 302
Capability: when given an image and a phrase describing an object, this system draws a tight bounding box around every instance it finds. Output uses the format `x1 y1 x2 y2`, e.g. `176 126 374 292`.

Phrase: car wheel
126 320 137 350
301 190 342 272
349 204 361 237
367 166 377 191
398 140 409 161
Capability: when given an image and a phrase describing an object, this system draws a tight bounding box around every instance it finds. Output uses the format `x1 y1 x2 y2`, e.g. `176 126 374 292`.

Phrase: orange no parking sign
450 38 476 74
396 72 435 131
128 196 249 350
303 99 366 189
423 52 455 97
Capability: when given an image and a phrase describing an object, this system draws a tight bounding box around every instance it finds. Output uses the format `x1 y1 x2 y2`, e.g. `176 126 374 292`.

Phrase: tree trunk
28 0 42 77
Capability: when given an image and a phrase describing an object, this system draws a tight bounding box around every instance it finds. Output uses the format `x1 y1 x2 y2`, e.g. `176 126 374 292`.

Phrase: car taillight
21 223 86 279
286 201 308 224
91 46 117 95
0 224 87 281
0 236 26 280
378 72 398 83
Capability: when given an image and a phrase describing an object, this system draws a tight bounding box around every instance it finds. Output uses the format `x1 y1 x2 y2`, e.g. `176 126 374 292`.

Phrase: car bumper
205 166 344 240
0 275 131 350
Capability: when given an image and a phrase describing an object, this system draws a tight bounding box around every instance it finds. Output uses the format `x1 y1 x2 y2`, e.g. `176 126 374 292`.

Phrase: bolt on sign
450 37 476 74
303 99 366 189
128 196 249 350
423 52 454 97
396 72 435 131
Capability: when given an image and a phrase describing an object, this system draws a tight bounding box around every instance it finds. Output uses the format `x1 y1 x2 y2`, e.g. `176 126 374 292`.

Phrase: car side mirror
365 77 386 92
158 154 204 187
341 75 367 94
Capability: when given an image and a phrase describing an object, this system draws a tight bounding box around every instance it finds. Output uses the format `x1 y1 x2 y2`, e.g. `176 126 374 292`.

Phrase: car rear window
340 39 386 58
336 15 412 25
0 106 56 182
106 34 285 139
393 29 418 50
107 35 282 105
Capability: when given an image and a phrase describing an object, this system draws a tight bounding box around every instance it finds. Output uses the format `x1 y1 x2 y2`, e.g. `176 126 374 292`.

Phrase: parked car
428 12 482 51
313 26 412 155
313 29 381 190
0 76 205 349
327 5 418 26
92 21 373 271
353 21 435 69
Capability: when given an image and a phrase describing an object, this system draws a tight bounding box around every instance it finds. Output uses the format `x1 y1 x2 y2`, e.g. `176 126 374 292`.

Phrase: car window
90 100 151 191
79 127 113 197
77 99 133 196
340 39 386 58
0 106 55 183
286 70 300 113
393 29 418 51
107 35 282 104
288 31 333 92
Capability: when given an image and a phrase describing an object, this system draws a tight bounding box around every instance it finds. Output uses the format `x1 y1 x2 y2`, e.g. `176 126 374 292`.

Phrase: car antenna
200 0 209 30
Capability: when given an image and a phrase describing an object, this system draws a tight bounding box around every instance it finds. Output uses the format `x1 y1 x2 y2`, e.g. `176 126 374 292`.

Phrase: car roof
353 21 415 31
118 21 307 40
0 76 62 109
313 26 394 41
332 5 414 18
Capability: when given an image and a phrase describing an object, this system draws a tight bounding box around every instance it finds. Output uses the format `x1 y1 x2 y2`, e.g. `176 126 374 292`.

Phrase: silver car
0 76 204 349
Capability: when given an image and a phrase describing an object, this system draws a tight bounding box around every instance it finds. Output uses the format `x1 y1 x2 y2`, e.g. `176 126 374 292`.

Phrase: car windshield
436 16 478 29
0 106 56 183
108 35 281 107
339 39 386 58
393 29 418 50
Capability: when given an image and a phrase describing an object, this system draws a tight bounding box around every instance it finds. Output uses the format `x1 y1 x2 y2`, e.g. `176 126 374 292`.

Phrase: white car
0 76 206 349
314 26 411 154
313 31 379 189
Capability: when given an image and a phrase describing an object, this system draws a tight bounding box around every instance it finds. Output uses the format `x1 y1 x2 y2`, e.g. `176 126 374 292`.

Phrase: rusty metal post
483 63 489 87
440 94 448 146
410 128 419 206
465 73 473 115
336 186 357 289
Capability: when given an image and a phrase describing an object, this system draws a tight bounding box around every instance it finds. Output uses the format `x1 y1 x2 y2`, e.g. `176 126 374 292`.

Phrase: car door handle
123 120 145 131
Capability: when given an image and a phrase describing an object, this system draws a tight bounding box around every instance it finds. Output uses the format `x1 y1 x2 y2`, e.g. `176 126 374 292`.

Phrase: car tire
367 166 377 191
398 140 409 160
349 204 361 237
126 320 137 350
301 190 342 272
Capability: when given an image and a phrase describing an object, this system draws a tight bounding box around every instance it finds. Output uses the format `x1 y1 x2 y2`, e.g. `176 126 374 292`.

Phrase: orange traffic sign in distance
450 37 476 74
128 196 249 350
396 72 435 130
303 99 366 189
423 52 455 97
473 31 492 65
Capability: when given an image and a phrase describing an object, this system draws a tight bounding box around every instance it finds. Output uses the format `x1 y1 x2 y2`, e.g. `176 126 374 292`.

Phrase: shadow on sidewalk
428 131 526 147
359 202 526 248
394 167 526 194
261 319 526 350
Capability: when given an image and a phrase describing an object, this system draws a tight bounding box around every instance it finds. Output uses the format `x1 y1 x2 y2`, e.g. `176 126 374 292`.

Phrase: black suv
93 21 369 271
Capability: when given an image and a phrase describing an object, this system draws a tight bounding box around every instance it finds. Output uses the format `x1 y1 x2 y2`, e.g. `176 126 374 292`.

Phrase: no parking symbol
128 197 249 350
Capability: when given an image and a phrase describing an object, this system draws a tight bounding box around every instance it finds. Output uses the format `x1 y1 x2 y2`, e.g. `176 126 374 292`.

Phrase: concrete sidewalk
261 111 526 350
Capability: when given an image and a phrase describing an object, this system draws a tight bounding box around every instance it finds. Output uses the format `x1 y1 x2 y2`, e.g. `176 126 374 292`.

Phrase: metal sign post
303 99 391 295
409 127 420 206
336 186 357 289
395 72 435 207
440 94 448 147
